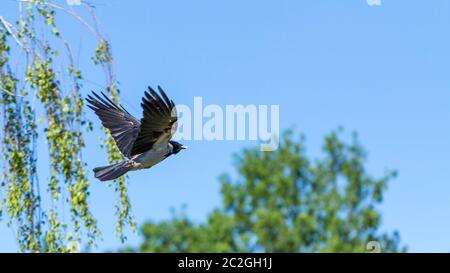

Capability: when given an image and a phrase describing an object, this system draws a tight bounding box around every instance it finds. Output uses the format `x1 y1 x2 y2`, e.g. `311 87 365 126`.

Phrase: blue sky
1 0 450 252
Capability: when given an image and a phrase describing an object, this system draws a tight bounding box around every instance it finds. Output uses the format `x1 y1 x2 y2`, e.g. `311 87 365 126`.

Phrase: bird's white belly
132 146 170 169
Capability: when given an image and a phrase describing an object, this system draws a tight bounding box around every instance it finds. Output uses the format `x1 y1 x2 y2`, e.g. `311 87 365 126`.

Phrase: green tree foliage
130 130 405 253
0 0 134 252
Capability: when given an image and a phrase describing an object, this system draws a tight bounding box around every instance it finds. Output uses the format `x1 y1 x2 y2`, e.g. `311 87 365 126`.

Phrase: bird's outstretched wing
86 92 141 158
131 86 178 156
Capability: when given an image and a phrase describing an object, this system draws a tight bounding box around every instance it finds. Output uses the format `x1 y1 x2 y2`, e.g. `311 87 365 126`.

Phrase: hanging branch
0 0 135 252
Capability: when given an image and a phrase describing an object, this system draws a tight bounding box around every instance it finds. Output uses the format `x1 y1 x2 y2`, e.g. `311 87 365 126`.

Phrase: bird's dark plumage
92 161 133 181
86 92 141 158
132 86 178 155
86 85 185 181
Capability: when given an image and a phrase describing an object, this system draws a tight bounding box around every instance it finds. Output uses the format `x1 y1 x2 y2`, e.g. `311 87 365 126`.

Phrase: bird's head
170 141 188 155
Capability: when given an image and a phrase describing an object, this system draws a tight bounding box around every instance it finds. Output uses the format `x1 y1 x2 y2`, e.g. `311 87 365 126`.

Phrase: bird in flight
86 85 187 181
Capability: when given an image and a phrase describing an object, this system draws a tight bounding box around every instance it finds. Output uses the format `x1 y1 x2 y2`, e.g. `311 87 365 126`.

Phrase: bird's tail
93 161 132 181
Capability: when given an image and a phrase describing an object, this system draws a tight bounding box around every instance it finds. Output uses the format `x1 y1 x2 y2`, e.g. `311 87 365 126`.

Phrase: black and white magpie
86 85 186 181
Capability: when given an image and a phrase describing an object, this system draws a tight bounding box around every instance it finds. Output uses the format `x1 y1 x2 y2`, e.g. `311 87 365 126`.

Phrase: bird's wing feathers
131 86 178 156
86 92 141 158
